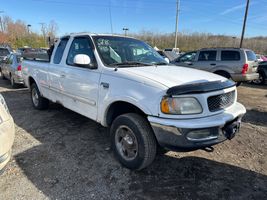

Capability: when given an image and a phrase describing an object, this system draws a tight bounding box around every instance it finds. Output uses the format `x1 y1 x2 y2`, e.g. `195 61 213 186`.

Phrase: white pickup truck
22 33 246 170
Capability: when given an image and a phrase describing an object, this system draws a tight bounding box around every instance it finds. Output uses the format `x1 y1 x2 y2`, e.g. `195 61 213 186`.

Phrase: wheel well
106 101 147 126
28 77 36 87
214 70 231 79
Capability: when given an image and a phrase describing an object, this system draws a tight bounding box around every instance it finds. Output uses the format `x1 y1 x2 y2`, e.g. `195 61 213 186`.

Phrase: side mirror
73 54 97 69
164 57 170 64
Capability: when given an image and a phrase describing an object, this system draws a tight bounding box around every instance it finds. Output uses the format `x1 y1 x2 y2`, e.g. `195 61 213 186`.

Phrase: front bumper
231 73 259 82
148 102 246 151
0 117 15 171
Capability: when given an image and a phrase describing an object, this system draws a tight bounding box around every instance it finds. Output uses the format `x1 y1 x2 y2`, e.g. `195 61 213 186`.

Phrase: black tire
10 74 18 88
30 83 49 110
214 71 242 86
253 71 266 85
214 71 231 79
236 82 242 87
111 113 157 170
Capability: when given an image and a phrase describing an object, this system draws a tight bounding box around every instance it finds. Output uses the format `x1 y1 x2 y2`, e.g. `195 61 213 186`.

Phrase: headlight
0 94 9 114
161 97 202 115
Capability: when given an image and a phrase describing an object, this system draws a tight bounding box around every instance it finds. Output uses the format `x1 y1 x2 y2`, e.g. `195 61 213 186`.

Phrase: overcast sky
1 0 266 37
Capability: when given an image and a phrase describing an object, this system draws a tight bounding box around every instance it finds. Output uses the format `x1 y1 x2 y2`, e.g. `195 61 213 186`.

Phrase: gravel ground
0 79 266 200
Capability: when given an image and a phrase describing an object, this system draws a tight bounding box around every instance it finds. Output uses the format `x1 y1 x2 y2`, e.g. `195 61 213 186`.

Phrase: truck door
60 36 100 121
48 37 70 103
195 50 218 71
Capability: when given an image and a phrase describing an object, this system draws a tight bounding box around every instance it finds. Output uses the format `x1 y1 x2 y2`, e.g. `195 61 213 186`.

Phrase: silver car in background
0 94 15 173
0 53 24 88
172 48 259 85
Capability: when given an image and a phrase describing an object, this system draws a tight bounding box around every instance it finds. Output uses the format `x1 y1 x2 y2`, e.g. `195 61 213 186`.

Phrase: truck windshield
92 36 167 67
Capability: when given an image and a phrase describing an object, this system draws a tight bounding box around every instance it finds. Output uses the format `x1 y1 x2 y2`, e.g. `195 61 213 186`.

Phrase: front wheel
30 83 49 110
111 113 157 170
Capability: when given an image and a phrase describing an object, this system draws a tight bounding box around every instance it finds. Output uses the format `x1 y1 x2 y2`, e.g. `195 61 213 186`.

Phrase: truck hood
120 65 227 88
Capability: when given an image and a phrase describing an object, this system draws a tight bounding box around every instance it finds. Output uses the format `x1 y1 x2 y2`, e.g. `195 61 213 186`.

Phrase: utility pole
240 0 250 48
0 11 4 32
123 28 129 36
174 0 180 49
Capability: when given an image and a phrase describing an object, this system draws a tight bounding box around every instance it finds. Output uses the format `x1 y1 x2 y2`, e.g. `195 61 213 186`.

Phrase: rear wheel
111 113 157 170
10 75 18 88
30 83 49 110
214 71 241 86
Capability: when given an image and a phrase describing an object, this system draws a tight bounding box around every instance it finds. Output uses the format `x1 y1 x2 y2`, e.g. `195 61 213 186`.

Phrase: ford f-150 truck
22 33 246 170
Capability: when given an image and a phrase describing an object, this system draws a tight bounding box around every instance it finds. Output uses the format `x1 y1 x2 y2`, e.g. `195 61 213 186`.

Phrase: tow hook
223 120 241 140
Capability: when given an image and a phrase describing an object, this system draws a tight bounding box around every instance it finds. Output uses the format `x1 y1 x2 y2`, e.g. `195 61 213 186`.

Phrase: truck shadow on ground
242 109 267 128
242 83 267 90
1 82 267 200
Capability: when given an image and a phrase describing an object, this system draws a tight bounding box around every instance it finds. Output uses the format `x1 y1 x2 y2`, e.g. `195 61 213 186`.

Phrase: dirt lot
0 79 266 200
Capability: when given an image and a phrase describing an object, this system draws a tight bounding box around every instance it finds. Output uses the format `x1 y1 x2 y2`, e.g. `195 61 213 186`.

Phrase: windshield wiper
109 61 151 67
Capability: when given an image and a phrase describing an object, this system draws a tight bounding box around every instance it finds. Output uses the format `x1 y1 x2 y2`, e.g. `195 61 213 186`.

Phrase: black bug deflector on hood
166 80 236 96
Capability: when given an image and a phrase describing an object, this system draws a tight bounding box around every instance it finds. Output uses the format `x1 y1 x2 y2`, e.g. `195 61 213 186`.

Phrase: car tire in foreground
30 83 49 110
111 113 157 170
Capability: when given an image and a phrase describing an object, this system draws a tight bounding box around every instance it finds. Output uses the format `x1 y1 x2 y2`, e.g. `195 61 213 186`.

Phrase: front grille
208 91 235 112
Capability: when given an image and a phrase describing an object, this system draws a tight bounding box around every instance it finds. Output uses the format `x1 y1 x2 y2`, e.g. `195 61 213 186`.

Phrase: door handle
101 82 109 89
210 63 216 66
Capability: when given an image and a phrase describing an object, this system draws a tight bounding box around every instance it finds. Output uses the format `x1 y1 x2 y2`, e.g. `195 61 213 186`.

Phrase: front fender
99 96 153 127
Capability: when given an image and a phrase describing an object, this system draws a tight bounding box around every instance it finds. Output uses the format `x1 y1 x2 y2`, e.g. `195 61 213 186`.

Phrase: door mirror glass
74 54 91 66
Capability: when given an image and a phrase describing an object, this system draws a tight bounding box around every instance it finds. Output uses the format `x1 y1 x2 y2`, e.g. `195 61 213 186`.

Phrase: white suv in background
172 48 259 85
0 94 15 173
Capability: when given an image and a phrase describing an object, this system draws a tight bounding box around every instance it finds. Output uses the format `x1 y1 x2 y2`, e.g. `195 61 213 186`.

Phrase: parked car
1 53 24 88
252 61 267 84
0 47 11 63
0 94 15 173
171 48 259 85
22 33 246 170
256 54 267 62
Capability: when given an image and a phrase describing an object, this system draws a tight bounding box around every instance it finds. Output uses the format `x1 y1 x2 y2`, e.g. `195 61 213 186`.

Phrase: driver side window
179 52 196 62
67 37 96 67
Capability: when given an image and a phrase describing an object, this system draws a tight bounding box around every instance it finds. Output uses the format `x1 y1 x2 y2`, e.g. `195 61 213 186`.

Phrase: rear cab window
221 50 240 61
53 38 69 64
245 51 257 61
198 51 217 61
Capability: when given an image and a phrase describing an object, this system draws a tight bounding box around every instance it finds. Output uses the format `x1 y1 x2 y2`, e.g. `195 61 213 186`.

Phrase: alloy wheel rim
115 125 138 161
32 88 39 106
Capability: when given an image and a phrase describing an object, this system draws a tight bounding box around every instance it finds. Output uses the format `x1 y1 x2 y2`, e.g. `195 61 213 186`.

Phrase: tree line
133 30 267 55
0 15 266 55
0 15 58 49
